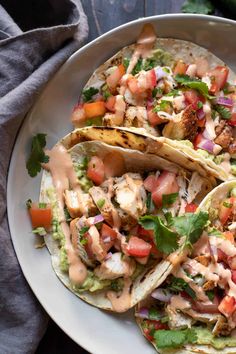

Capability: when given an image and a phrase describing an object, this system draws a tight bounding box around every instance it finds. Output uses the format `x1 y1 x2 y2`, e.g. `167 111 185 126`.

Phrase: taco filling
31 134 214 312
136 182 236 352
71 24 236 179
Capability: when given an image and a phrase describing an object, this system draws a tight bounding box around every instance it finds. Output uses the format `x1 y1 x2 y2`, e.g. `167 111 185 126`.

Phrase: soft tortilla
40 127 215 311
75 38 236 181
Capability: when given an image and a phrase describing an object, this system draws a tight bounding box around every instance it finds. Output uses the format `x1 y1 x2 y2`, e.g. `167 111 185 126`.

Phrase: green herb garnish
82 87 99 102
26 133 49 177
214 104 232 120
38 203 47 209
168 276 196 299
32 227 47 236
146 192 155 214
175 74 214 99
162 193 179 208
154 328 197 349
206 290 215 302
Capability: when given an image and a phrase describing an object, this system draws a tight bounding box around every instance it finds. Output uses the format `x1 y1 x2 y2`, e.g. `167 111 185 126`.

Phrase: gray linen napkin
0 1 88 353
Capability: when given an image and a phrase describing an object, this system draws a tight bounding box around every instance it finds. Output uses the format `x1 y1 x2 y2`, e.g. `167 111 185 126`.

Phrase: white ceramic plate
7 15 236 354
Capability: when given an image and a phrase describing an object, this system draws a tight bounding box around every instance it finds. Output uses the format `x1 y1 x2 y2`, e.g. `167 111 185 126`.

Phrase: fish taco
29 127 215 312
136 180 236 353
71 24 236 181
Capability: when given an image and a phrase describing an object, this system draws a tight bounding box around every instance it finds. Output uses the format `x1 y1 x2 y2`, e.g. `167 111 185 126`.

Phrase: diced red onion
216 97 234 107
151 288 172 302
105 252 112 260
157 111 173 119
197 137 215 153
103 236 111 244
202 128 212 140
135 307 149 319
197 108 205 120
147 98 154 108
93 214 104 224
154 67 167 81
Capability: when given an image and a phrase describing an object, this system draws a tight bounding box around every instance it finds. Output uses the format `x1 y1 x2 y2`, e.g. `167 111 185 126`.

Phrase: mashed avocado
60 246 69 272
197 149 214 161
73 271 112 293
152 48 174 67
214 154 225 165
179 140 194 148
195 327 236 349
74 157 93 192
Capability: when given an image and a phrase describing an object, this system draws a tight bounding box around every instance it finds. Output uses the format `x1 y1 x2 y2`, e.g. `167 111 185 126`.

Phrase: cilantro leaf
175 74 214 99
206 290 215 301
132 59 143 75
139 215 178 254
170 212 208 249
123 58 130 71
26 133 49 177
82 87 99 102
168 277 196 299
214 104 232 120
181 0 214 14
154 329 197 349
162 193 179 208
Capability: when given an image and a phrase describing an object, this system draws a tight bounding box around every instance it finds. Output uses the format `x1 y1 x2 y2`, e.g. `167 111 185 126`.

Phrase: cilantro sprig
154 328 197 349
139 215 178 254
162 193 179 208
82 87 99 102
170 212 208 250
26 133 49 177
175 74 214 99
214 104 232 120
168 276 196 299
139 212 208 254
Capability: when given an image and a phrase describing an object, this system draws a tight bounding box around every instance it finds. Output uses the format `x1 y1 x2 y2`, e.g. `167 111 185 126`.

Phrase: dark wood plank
145 0 184 15
81 0 145 43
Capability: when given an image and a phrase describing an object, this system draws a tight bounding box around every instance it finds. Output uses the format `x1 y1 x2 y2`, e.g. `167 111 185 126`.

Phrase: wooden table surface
36 1 227 353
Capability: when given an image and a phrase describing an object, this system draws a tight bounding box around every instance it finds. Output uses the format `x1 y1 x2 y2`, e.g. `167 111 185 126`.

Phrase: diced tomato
147 106 164 126
146 69 157 90
107 64 125 91
143 320 168 342
197 117 206 128
143 175 157 192
83 101 106 118
193 295 220 314
218 295 236 317
127 236 152 257
71 104 86 125
195 58 209 78
151 171 179 208
173 60 188 75
128 76 142 95
193 133 204 150
138 226 154 239
104 95 116 112
208 66 229 94
184 89 199 110
103 151 125 178
28 203 52 230
185 203 198 213
224 231 235 244
229 113 236 127
87 156 105 185
100 223 117 252
219 197 235 225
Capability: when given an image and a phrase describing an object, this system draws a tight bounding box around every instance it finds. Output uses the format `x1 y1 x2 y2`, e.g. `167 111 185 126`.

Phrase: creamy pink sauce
107 278 132 312
43 144 87 285
127 24 156 75
210 236 236 258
